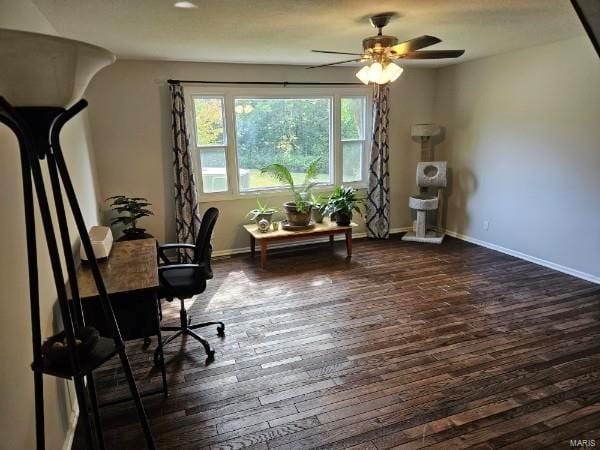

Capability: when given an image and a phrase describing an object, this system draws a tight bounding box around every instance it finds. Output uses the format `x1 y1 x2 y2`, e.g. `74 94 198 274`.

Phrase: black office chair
153 207 224 365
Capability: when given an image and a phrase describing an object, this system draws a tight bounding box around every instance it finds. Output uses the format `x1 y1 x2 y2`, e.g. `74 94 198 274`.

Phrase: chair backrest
193 207 219 265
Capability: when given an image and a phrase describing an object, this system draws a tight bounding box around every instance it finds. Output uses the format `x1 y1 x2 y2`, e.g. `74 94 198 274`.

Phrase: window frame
186 86 372 201
190 95 230 194
340 95 368 184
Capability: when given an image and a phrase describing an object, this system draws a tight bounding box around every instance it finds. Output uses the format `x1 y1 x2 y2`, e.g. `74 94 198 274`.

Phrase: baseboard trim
212 227 411 258
444 229 600 285
62 407 79 450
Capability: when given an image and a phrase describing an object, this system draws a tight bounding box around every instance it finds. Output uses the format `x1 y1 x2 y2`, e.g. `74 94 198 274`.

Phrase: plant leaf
303 157 321 187
260 163 295 192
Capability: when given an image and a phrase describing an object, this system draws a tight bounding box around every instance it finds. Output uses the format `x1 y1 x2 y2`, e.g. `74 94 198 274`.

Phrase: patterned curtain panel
170 83 202 260
366 83 391 239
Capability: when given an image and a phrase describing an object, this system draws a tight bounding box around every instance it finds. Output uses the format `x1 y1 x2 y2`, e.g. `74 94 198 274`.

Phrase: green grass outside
245 169 330 189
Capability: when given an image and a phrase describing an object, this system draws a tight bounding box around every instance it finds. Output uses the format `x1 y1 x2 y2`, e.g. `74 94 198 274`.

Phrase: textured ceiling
32 0 584 67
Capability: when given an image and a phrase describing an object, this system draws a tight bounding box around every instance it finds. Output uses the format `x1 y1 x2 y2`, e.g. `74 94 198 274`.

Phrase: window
235 98 331 191
188 88 370 199
341 97 367 183
192 96 228 193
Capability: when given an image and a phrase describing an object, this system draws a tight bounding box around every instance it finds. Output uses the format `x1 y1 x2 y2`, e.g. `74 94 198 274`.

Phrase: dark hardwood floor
78 236 600 449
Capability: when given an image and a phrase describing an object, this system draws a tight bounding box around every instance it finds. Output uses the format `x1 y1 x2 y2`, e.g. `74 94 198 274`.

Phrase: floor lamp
0 29 155 450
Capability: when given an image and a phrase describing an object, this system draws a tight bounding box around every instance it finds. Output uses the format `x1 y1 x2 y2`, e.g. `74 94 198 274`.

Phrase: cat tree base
402 230 445 244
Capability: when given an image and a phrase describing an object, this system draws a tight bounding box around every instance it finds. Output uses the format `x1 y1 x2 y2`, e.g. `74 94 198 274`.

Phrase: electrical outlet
483 220 489 231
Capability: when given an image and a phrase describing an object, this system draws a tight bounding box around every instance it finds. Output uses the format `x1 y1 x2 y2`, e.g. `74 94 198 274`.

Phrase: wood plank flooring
76 236 600 449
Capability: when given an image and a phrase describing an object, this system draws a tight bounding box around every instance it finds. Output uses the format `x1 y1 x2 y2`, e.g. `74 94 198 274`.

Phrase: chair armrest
157 243 196 265
158 243 196 250
158 264 203 272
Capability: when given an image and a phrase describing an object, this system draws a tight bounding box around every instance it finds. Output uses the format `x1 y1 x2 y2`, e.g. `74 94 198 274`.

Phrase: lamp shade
367 62 383 82
356 61 404 85
0 29 115 107
384 63 403 82
356 66 370 85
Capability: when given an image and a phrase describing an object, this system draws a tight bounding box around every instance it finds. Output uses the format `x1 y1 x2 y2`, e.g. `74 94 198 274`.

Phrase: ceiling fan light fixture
356 61 403 85
356 66 370 85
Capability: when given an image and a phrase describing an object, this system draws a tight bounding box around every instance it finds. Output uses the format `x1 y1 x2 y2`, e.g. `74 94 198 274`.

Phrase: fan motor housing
363 35 399 52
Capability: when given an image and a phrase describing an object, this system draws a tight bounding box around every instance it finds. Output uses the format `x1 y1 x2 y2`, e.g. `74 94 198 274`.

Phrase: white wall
85 60 436 251
434 36 600 280
0 1 102 448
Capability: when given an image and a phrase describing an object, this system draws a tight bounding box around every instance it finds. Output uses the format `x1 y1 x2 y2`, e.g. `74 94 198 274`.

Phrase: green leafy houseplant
323 186 363 226
260 158 322 226
247 198 278 223
107 195 153 237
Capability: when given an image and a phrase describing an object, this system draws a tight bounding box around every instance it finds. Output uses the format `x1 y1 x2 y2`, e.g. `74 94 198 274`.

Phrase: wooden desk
243 221 357 269
70 238 167 402
73 239 160 340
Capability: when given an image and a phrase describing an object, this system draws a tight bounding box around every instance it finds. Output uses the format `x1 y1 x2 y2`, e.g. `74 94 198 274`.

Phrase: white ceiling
32 0 584 68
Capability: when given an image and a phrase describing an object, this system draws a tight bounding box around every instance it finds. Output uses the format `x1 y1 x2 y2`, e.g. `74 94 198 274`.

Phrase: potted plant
260 158 321 227
310 193 327 224
247 198 278 224
107 195 153 240
323 186 363 226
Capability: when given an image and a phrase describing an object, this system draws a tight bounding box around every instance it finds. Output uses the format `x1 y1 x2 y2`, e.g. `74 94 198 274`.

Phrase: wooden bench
243 221 357 269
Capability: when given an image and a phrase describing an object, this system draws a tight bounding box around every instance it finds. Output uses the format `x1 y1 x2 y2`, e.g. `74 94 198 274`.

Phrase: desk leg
250 235 256 258
260 240 268 269
155 297 168 397
329 235 334 246
345 230 352 258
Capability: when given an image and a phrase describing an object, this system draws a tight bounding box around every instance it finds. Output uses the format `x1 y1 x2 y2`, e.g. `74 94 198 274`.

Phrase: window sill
198 184 368 203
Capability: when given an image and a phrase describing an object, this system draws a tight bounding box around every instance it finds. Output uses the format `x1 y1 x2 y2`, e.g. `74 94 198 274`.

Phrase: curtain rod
167 79 364 86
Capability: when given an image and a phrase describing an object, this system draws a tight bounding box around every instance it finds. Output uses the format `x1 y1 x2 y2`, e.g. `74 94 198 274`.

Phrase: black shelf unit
0 97 156 450
32 337 120 379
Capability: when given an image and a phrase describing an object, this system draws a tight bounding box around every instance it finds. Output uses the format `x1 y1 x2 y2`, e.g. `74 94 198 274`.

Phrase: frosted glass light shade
0 29 115 107
356 66 370 85
367 62 383 82
384 63 403 82
356 61 404 85
376 68 391 84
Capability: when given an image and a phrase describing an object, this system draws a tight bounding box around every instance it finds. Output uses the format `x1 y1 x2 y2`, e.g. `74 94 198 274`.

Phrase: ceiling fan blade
390 35 442 55
306 58 364 69
312 50 365 56
400 50 465 59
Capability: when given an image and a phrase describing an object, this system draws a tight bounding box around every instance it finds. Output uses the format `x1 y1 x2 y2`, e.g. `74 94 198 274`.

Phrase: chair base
154 297 225 366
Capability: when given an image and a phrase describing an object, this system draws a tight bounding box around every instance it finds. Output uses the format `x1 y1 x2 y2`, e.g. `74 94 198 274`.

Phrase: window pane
193 96 225 146
200 148 228 193
342 142 363 182
341 97 364 141
235 98 331 190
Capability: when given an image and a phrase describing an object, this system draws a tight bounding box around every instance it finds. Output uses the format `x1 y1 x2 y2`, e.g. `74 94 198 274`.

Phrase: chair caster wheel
206 350 215 365
153 347 162 366
217 325 225 337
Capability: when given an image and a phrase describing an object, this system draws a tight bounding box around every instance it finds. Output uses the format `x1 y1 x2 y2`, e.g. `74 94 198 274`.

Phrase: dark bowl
41 326 100 366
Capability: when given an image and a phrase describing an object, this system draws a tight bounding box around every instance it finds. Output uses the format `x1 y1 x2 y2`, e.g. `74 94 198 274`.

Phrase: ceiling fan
308 13 465 85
